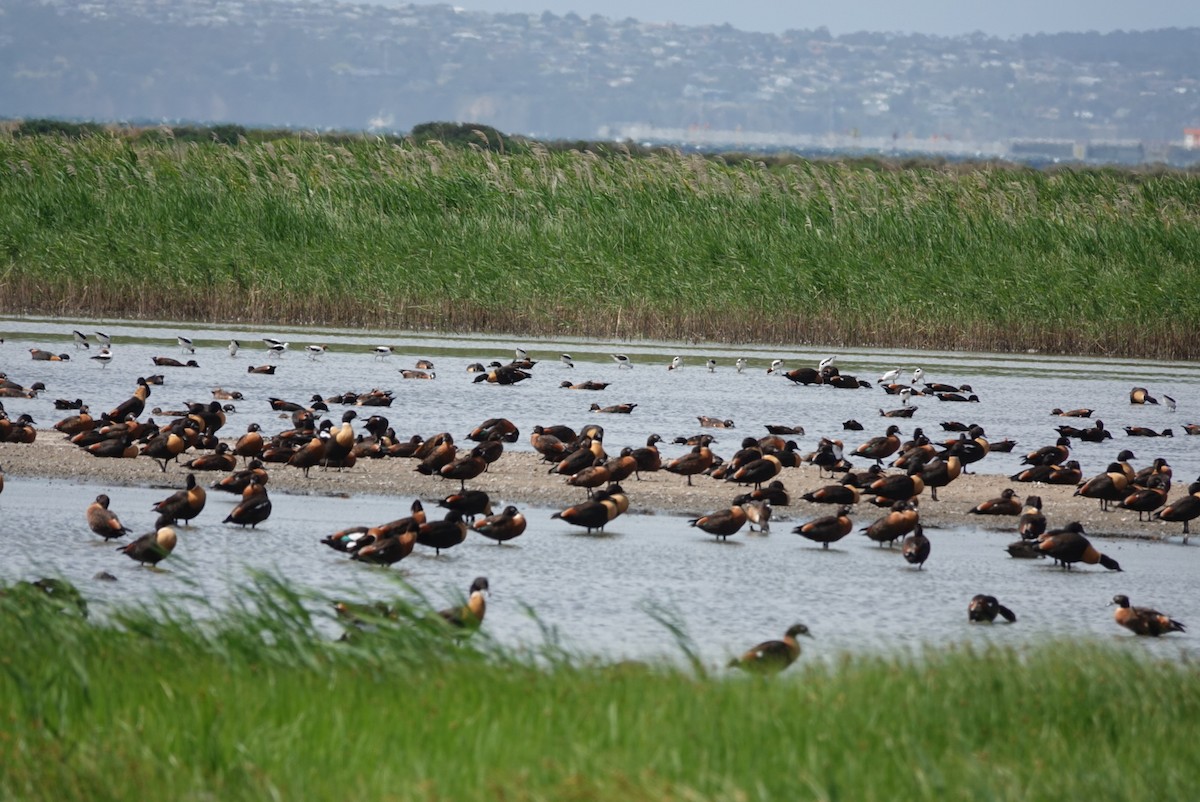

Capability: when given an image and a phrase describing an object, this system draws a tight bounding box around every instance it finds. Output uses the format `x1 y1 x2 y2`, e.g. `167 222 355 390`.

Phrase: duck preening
472 506 527 544
1034 523 1121 571
87 494 130 540
689 506 748 541
901 524 930 569
727 623 812 675
794 507 853 549
118 527 177 566
968 594 1016 623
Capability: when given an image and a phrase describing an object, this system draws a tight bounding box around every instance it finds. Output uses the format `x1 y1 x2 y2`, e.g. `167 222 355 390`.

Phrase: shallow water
1 316 1198 664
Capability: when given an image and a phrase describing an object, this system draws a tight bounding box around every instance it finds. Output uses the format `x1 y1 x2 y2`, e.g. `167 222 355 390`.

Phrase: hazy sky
438 0 1200 37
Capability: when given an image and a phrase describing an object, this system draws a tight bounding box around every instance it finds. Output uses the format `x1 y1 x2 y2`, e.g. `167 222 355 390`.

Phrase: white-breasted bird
72 330 90 350
612 354 633 369
305 344 328 359
879 367 902 384
668 356 683 371
228 339 240 357
371 346 393 359
819 355 837 372
90 348 113 368
94 331 112 347
1164 394 1177 413
706 359 717 372
735 358 747 373
178 335 195 354
768 359 784 374
911 367 925 385
560 353 574 368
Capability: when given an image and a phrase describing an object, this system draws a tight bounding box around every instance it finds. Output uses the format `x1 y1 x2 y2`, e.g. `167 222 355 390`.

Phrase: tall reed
1 576 1197 801
2 132 1198 356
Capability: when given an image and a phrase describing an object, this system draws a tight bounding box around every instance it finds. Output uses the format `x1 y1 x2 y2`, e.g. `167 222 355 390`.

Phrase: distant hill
2 0 1198 154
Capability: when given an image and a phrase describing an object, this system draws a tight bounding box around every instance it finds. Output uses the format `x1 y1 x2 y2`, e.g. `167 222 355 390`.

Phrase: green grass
1 130 1199 356
2 576 1198 801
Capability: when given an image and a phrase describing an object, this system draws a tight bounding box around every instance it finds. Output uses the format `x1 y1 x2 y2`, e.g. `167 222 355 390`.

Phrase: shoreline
1 435 1188 542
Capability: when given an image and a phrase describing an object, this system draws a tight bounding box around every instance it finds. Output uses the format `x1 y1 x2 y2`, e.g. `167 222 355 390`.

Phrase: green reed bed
1 577 1197 801
1 132 1199 356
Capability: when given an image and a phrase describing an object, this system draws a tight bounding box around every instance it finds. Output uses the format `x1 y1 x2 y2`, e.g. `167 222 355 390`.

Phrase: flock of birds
1 331 1196 667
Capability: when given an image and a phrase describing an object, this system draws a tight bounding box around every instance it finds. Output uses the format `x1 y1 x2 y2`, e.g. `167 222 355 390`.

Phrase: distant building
1085 141 1145 165
1008 139 1079 162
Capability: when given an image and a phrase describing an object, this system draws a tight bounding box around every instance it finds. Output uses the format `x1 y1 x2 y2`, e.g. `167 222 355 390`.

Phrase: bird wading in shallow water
728 623 812 675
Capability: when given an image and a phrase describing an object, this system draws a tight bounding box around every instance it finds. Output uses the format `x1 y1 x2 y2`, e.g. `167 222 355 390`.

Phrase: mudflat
0 436 1187 542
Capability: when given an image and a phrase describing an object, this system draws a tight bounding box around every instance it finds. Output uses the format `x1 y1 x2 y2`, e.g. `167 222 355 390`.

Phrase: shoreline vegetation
1 123 1199 358
2 575 1198 801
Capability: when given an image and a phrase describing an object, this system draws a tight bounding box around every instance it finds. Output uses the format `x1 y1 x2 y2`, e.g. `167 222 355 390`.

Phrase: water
2 316 1198 665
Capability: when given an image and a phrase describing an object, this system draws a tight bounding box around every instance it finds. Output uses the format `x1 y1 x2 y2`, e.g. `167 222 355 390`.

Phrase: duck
151 356 199 368
439 577 489 629
842 419 864 431
590 402 637 414
968 488 1021 516
234 423 265 463
1034 523 1121 570
551 489 622 534
1074 463 1130 511
1152 490 1200 542
630 434 663 479
1129 387 1158 405
29 348 70 361
688 506 748 541
1117 475 1170 521
727 454 783 490
211 460 270 496
698 416 735 429
1111 595 1185 636
1017 496 1046 539
727 623 812 674
561 380 610 391
472 506 527 544
861 500 919 547
968 595 1016 623
86 494 130 540
152 474 207 528
1124 426 1173 438
351 521 419 566
901 524 931 568
917 455 961 501
1021 437 1071 467
794 506 853 549
474 365 531 385
118 527 177 566
734 480 790 508
935 392 980 402
869 473 925 503
223 477 272 529
853 425 902 465
247 364 276 374
183 443 238 473
665 443 714 486
801 484 860 506
1051 408 1093 417
416 510 469 555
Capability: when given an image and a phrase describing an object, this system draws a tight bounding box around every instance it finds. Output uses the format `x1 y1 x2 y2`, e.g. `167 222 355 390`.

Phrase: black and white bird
371 346 393 359
72 330 90 350
735 358 747 373
879 367 902 384
90 348 113 368
706 359 717 372
768 359 784 374
178 335 195 354
1164 394 1177 413
515 347 529 361
668 356 683 371
94 331 112 348
911 367 925 385
818 355 837 372
263 338 289 357
612 354 633 369
560 353 574 368
228 339 240 357
305 344 328 359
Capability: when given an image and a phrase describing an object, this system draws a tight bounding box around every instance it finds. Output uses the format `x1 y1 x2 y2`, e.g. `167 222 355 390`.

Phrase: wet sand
0 435 1187 542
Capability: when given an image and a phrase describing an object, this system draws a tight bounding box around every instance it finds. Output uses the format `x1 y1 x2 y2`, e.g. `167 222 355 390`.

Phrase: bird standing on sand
728 623 812 674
